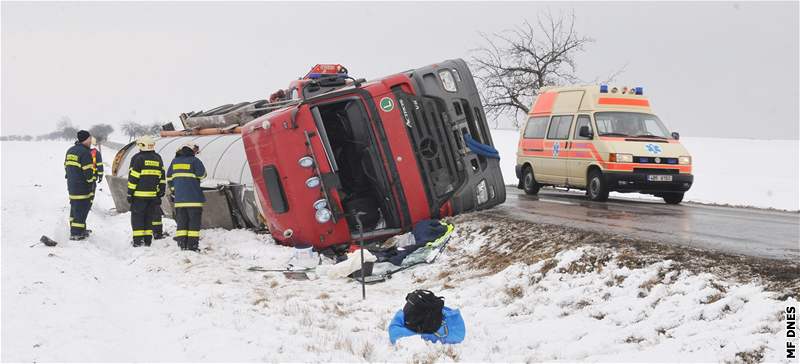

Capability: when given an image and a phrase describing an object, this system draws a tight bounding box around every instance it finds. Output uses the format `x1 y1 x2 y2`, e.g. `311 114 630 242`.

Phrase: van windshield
594 112 671 138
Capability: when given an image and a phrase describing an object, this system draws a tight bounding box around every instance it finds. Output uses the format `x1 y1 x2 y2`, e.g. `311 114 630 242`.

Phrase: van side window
523 117 548 139
546 115 573 140
573 115 592 140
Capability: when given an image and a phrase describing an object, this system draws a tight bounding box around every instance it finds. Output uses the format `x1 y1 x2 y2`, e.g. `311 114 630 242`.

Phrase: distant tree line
1 116 162 142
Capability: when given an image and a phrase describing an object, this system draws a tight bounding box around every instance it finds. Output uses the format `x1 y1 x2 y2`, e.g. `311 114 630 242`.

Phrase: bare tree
146 122 162 135
472 11 617 128
121 121 144 141
89 123 114 142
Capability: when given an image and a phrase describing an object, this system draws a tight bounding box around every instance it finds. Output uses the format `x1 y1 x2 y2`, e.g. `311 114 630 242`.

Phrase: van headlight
439 70 457 92
610 153 633 163
476 179 489 205
315 208 332 223
679 156 692 165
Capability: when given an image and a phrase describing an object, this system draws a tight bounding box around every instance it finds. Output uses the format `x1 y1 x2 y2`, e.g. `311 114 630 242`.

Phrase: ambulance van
515 85 693 204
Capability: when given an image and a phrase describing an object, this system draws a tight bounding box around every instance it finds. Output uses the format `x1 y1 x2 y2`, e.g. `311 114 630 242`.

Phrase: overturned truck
109 59 505 249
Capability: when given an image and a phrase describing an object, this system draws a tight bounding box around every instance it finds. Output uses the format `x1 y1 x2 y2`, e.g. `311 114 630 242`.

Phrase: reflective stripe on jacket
128 151 166 199
65 143 95 197
167 154 206 205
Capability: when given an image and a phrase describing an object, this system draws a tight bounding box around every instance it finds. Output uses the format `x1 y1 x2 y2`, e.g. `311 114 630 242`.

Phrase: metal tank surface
107 134 264 230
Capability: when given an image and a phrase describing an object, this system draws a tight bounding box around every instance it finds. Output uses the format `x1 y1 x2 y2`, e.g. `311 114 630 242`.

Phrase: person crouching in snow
167 143 206 251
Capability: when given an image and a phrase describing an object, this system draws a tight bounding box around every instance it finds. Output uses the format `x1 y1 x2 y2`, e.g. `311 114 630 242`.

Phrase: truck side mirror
579 125 593 138
671 132 680 140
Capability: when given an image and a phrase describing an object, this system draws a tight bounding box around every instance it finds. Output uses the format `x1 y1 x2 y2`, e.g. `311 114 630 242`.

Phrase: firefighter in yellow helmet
127 135 166 247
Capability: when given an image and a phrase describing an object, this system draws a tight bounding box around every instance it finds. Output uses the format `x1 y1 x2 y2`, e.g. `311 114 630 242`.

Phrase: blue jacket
167 152 206 207
64 142 96 199
388 307 465 345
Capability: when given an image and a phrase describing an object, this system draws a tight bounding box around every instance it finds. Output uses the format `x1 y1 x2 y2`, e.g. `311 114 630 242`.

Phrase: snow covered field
1 141 796 362
491 129 800 211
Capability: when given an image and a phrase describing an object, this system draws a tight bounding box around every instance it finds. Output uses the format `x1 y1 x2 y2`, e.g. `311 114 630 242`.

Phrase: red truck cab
242 59 505 249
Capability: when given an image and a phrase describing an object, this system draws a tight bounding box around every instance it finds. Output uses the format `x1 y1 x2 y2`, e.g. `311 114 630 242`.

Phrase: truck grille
392 88 461 202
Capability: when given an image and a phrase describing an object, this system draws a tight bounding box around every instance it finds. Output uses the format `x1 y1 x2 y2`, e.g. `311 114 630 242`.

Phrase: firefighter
64 130 96 240
127 135 166 247
89 137 104 204
167 142 206 251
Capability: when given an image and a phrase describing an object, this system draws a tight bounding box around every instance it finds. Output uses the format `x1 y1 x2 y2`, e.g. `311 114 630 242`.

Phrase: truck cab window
314 99 392 233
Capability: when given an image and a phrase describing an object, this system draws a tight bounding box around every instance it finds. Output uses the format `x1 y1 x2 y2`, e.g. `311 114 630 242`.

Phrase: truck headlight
679 156 692 165
315 208 332 223
610 153 633 163
305 176 320 188
439 70 457 92
476 179 489 205
312 198 327 210
298 156 314 168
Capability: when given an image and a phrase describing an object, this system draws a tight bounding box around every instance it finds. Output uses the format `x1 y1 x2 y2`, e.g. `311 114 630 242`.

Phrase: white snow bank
491 129 800 210
1 141 795 361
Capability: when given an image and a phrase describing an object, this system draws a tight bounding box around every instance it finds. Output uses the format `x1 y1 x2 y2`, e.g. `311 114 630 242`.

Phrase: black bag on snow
403 290 444 334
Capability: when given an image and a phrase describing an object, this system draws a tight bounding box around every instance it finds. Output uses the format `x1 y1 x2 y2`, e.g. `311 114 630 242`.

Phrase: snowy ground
491 129 800 211
1 141 797 362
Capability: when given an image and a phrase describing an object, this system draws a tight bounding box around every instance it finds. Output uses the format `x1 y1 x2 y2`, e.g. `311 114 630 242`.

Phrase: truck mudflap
106 175 263 230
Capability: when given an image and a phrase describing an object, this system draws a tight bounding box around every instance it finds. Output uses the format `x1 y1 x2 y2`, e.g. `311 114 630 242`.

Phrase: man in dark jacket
167 143 206 251
64 130 96 240
127 135 166 247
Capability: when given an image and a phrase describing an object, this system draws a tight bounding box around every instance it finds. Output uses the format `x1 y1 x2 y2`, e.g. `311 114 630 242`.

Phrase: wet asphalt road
488 187 800 261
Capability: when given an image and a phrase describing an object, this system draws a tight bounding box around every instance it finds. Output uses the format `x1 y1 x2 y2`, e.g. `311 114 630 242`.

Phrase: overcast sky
2 1 798 139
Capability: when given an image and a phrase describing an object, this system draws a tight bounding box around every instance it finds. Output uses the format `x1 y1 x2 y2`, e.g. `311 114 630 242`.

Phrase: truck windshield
594 112 671 138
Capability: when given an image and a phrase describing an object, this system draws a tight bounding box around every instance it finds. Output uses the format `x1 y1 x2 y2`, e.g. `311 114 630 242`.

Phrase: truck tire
522 166 540 195
662 192 684 205
587 170 609 202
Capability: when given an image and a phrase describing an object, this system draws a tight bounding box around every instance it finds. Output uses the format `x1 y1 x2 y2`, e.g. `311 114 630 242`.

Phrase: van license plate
648 175 673 182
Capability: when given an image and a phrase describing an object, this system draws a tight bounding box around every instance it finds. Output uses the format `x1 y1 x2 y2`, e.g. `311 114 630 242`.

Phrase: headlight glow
298 156 314 168
439 70 457 92
315 208 332 223
305 176 321 188
679 156 692 165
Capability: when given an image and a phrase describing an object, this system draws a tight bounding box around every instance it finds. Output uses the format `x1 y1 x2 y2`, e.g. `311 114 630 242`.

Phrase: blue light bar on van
634 87 643 95
600 85 608 93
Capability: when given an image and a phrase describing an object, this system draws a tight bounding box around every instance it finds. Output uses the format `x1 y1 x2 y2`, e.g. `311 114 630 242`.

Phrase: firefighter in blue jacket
127 135 166 247
64 130 96 240
167 143 206 251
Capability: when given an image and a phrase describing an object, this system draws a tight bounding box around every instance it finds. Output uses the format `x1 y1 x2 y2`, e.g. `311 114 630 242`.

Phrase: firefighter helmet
180 142 200 155
136 135 156 151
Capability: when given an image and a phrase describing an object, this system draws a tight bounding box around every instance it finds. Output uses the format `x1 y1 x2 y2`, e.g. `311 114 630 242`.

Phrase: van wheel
522 166 540 195
663 192 684 205
587 170 609 201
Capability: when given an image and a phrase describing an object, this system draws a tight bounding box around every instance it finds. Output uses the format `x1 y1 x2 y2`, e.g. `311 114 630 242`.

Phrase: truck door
567 114 594 187
541 115 572 185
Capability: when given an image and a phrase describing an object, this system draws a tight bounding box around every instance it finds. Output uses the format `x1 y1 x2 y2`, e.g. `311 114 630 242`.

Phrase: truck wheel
662 192 684 205
587 170 609 202
522 166 540 195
